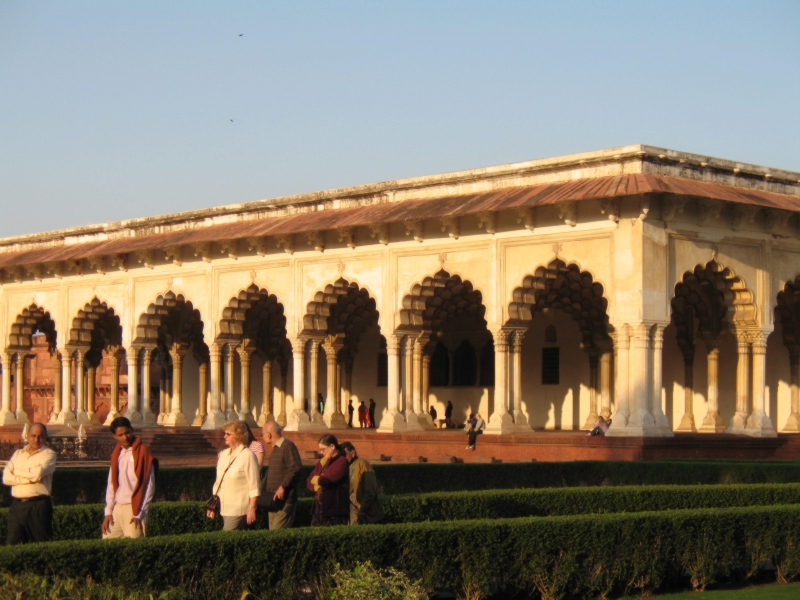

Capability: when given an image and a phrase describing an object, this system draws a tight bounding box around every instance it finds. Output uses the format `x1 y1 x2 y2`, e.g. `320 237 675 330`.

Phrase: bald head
262 420 283 447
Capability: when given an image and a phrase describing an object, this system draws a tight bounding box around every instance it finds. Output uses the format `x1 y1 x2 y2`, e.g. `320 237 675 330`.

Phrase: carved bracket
599 198 620 223
109 254 128 272
558 201 577 227
164 245 183 266
369 223 389 245
25 264 43 282
275 234 295 254
516 207 535 232
246 237 269 257
662 196 687 221
440 216 459 239
404 220 424 243
730 203 760 232
66 259 84 276
638 196 651 221
306 231 325 252
136 250 155 270
763 208 791 233
192 242 212 263
696 198 723 227
219 240 238 260
476 211 497 234
45 262 63 279
337 227 356 249
87 256 106 275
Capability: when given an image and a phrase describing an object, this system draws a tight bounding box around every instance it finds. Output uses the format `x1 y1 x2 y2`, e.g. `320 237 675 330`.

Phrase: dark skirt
310 493 349 527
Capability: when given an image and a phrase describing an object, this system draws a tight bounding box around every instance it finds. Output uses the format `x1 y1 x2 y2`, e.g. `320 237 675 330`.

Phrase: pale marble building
1 145 799 438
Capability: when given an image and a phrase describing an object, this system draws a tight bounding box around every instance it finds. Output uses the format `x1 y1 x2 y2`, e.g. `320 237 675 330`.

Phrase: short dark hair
318 434 339 448
109 416 133 434
340 441 355 453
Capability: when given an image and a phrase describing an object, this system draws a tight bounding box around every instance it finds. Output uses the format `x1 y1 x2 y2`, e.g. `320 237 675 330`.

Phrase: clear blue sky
1 1 798 239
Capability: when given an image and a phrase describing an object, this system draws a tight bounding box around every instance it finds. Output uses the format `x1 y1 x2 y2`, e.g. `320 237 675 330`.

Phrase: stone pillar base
201 409 226 430
729 412 748 434
608 411 668 437
652 413 672 436
85 412 102 426
674 413 696 433
745 412 777 438
128 411 144 426
582 412 599 431
416 413 437 430
513 411 531 432
0 410 17 425
284 410 316 432
783 413 800 433
485 412 515 434
191 412 205 427
162 411 191 427
103 411 122 426
15 411 30 425
76 411 92 425
257 412 276 426
56 410 77 424
237 411 258 427
404 412 426 432
323 412 348 429
698 411 726 433
377 412 406 432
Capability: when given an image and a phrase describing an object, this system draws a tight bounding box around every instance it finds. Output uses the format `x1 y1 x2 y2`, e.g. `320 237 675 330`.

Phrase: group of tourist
4 416 384 545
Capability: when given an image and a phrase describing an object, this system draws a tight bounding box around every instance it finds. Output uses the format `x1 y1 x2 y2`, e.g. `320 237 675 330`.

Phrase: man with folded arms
260 420 302 529
102 417 157 539
3 423 57 545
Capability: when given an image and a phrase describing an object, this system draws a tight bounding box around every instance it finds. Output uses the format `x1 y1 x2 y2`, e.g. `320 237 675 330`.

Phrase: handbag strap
214 446 242 496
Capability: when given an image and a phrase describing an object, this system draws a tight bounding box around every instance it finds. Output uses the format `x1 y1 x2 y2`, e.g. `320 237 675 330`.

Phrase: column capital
386 335 402 354
208 342 222 358
491 328 513 350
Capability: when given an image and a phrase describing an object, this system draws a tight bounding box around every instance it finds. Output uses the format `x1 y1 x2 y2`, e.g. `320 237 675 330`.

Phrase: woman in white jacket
207 420 261 531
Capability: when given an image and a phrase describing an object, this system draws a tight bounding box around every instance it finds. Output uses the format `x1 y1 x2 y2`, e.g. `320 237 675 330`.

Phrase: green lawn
641 583 800 599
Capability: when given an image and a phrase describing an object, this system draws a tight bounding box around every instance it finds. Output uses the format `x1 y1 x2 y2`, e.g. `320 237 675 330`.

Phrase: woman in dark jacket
306 434 349 526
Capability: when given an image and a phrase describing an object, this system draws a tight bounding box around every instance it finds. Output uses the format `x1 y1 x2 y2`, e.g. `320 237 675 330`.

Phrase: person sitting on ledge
588 416 611 436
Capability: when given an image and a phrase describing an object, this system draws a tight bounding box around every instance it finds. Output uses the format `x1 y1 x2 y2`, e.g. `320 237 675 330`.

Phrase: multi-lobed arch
69 298 123 367
508 259 610 349
671 260 757 347
219 284 288 360
135 291 208 361
8 304 57 351
399 270 486 333
303 279 380 352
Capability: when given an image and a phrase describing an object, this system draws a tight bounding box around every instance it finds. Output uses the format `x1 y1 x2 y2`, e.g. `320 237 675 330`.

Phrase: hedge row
1 505 799 599
3 483 800 542
5 459 800 506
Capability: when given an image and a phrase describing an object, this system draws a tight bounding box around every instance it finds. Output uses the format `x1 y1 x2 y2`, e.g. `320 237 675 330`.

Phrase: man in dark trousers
260 420 303 529
368 399 376 428
3 423 57 545
102 417 157 539
347 399 354 427
445 401 454 428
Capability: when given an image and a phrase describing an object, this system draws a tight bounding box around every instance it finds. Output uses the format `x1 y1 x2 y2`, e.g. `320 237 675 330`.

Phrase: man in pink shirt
102 417 157 539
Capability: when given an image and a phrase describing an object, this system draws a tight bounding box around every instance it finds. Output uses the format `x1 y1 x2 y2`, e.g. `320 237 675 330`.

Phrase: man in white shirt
102 417 157 539
3 423 57 544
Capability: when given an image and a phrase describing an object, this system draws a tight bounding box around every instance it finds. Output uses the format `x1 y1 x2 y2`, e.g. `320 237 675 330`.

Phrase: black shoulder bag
206 449 239 513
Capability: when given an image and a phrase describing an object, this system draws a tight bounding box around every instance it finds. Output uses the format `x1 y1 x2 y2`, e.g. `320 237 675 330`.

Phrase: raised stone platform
3 426 799 466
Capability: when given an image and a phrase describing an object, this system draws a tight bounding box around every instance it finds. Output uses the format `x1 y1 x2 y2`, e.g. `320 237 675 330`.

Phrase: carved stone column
158 363 168 424
203 343 225 429
784 348 800 432
285 339 312 431
15 352 30 424
599 350 612 420
746 333 776 437
0 353 16 425
675 345 697 432
512 330 530 430
236 346 257 426
322 339 347 429
341 358 352 418
257 358 274 425
607 325 631 436
163 345 190 427
308 339 326 427
104 348 123 426
278 360 288 427
49 351 61 424
414 337 435 430
486 329 514 433
730 331 751 433
141 348 156 425
583 352 600 430
698 341 726 433
55 351 76 424
224 344 236 420
194 361 208 426
87 363 99 425
335 360 343 417
650 325 672 435
421 353 431 416
403 336 423 431
624 324 658 435
125 348 142 425
75 350 90 424
379 335 405 431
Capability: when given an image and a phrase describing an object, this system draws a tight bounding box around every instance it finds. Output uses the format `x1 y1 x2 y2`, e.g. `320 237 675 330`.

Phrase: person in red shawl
306 434 349 526
102 417 157 539
357 400 367 428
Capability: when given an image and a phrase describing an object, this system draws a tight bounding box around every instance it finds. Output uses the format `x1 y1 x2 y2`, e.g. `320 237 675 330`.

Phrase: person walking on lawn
259 420 303 530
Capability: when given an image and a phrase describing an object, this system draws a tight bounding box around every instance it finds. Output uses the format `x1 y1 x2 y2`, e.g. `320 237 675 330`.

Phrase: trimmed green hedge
3 483 800 542
5 459 800 506
1 505 799 599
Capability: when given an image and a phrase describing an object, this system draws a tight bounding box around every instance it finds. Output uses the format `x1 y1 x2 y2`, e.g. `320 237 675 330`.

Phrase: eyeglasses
223 432 233 437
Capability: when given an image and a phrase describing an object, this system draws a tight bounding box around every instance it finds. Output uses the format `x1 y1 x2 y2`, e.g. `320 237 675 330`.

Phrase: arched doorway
133 292 209 427
398 270 489 431
508 259 612 431
774 276 800 432
217 284 290 427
